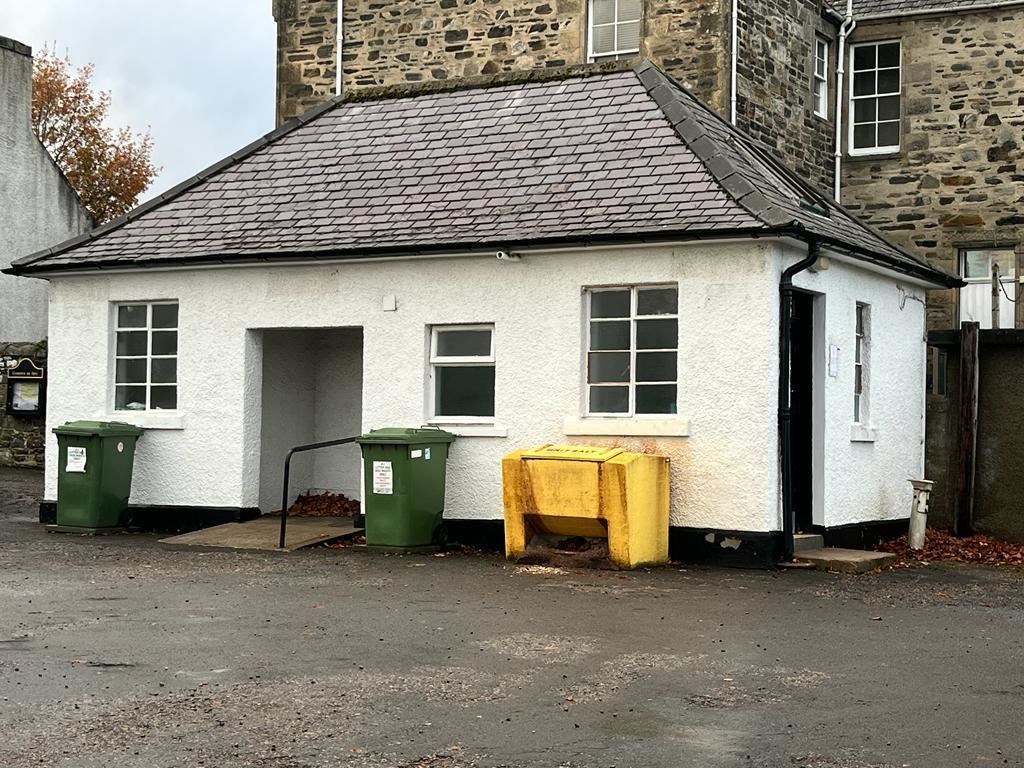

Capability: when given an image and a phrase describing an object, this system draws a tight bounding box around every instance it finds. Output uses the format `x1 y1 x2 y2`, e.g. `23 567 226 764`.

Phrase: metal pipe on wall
833 0 856 202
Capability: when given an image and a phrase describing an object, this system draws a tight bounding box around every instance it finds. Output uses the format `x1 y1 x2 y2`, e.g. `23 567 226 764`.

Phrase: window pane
853 99 876 123
152 304 178 329
115 385 147 411
877 69 899 95
877 95 899 120
117 305 147 328
854 393 861 423
616 20 640 51
617 0 642 22
435 365 495 417
877 121 900 148
589 386 628 413
962 250 991 279
588 352 630 383
853 45 875 71
590 290 630 318
116 331 148 356
152 331 178 356
151 359 177 384
592 0 614 25
636 384 677 414
590 320 630 350
150 386 178 411
115 359 147 384
591 23 615 54
636 318 677 349
877 42 900 68
436 329 491 357
637 287 677 316
853 123 875 149
636 351 677 382
852 71 875 97
854 364 863 393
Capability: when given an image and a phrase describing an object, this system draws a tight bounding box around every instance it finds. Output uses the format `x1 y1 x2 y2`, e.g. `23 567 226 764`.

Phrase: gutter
778 240 821 563
833 0 856 202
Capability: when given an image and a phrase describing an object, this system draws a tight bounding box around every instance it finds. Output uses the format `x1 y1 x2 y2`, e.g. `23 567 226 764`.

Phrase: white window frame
428 324 496 425
812 37 829 119
112 301 179 413
848 40 902 156
853 302 869 423
585 284 678 418
586 0 642 62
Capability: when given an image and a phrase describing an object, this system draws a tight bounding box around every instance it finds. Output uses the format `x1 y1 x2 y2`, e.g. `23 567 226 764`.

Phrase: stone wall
734 0 838 194
841 9 1024 329
0 343 46 469
274 1 728 124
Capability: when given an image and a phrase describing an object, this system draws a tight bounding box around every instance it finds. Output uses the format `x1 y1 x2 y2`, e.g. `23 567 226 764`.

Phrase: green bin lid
357 427 456 445
52 420 144 438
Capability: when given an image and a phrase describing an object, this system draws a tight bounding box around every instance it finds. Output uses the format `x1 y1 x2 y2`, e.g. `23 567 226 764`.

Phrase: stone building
273 0 841 193
273 0 1024 332
0 36 92 467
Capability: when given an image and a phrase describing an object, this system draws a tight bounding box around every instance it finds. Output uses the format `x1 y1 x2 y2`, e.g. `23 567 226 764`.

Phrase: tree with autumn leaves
32 48 158 224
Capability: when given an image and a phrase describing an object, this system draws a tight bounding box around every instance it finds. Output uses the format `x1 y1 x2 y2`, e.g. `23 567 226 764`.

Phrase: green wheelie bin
53 421 143 530
356 428 456 548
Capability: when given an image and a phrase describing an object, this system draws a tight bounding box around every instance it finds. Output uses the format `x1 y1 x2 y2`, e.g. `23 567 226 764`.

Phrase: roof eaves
856 0 1024 19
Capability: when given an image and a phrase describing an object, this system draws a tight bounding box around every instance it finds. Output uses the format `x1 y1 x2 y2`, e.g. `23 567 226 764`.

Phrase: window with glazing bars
849 40 901 153
812 38 829 118
586 285 678 416
113 302 178 411
854 302 869 422
588 0 641 61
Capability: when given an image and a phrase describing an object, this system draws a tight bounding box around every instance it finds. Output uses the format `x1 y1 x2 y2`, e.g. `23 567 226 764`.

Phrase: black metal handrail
279 436 360 549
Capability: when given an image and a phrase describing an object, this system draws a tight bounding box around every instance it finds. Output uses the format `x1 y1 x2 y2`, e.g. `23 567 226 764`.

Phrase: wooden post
954 321 980 537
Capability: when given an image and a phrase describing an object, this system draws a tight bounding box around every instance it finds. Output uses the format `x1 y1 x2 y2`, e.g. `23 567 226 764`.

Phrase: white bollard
908 479 934 550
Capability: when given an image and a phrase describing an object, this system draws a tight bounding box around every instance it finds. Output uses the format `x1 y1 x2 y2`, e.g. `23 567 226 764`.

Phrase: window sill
563 417 690 438
426 423 508 438
108 412 184 430
850 424 878 443
846 150 902 162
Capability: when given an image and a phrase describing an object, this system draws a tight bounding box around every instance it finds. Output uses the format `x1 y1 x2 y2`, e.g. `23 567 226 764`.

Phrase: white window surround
104 411 185 430
850 424 878 443
812 37 829 119
852 302 872 440
427 323 497 426
111 301 179 414
587 0 642 62
564 416 690 437
848 40 901 156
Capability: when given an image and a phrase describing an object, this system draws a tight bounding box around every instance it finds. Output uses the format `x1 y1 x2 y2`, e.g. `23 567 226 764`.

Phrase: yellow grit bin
501 444 670 569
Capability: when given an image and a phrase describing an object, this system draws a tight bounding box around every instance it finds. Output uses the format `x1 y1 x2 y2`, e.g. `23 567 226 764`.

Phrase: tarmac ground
1 466 1022 767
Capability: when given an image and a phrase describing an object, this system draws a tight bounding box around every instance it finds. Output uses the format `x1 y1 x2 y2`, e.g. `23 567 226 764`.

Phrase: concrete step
793 533 824 552
794 547 897 573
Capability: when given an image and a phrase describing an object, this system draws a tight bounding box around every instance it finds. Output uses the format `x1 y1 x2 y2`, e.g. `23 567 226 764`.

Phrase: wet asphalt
1 466 1022 768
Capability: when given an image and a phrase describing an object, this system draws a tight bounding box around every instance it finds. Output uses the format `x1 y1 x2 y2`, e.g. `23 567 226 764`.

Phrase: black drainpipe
779 240 821 562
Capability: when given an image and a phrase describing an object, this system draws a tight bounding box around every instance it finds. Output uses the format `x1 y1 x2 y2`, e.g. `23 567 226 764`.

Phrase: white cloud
1 0 277 198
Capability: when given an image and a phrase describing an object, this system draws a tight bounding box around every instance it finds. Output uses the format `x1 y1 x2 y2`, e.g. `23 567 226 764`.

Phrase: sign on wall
5 358 46 417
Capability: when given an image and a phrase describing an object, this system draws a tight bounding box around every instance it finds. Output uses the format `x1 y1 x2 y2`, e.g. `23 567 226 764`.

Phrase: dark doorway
789 292 815 531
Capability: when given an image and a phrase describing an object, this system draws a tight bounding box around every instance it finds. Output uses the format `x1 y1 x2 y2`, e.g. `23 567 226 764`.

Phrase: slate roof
9 61 958 287
850 0 1024 18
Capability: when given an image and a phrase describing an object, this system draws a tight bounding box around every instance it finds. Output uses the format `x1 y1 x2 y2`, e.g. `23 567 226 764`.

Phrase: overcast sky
1 1 277 199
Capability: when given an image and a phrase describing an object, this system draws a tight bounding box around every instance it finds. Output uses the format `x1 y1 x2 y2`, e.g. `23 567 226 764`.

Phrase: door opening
789 292 815 532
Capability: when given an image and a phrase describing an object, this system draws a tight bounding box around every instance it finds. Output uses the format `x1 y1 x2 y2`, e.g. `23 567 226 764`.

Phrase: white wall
1 42 91 342
43 242 786 531
791 247 928 527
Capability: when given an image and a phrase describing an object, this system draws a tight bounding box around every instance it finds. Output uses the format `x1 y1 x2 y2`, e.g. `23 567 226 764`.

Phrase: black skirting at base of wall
814 518 908 550
39 501 260 532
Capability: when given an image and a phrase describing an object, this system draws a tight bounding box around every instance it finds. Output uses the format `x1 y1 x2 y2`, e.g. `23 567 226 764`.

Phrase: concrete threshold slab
159 516 362 552
794 547 897 573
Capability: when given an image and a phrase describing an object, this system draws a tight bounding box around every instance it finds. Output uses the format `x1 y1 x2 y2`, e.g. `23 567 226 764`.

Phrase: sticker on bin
66 446 87 473
372 460 393 495
424 448 431 461
410 449 423 459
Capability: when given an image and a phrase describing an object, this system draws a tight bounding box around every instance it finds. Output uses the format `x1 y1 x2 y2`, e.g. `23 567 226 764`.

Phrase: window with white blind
586 285 678 416
588 0 641 62
849 40 901 154
812 37 829 118
113 302 178 411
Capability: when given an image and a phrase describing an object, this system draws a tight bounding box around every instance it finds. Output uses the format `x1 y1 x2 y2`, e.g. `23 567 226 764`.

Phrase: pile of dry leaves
878 529 1024 567
286 491 360 518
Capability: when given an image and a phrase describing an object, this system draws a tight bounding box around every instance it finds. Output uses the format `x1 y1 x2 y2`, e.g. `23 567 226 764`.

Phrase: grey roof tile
9 62 957 286
849 0 1023 18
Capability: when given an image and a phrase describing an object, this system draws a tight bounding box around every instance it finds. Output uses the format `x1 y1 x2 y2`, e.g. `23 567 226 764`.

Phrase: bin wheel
433 523 450 549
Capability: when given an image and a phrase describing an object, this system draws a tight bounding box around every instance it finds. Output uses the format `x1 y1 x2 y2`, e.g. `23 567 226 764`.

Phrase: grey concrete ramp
159 516 362 552
795 547 897 573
